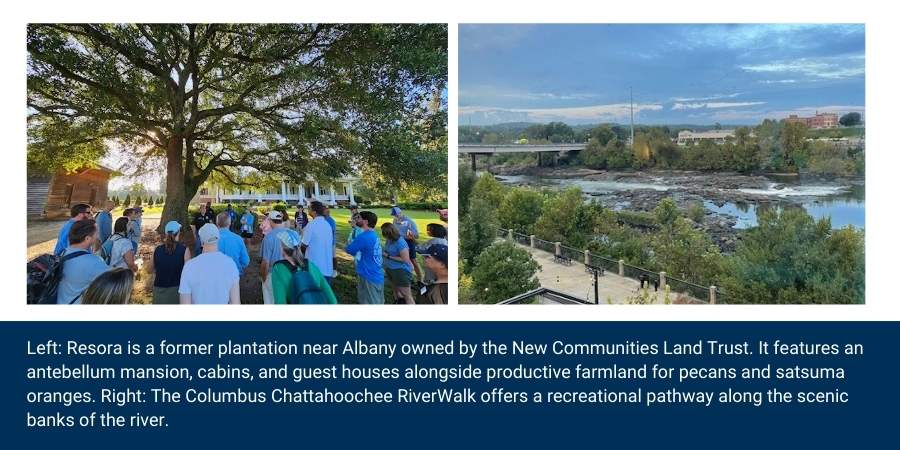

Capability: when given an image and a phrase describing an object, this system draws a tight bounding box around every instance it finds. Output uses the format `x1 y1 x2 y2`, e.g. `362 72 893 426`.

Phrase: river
496 172 865 230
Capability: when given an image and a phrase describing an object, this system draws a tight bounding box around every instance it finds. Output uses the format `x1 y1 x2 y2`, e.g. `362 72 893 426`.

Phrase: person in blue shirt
240 207 256 248
381 222 415 304
95 200 114 245
346 206 363 263
323 205 337 235
391 206 422 282
216 212 250 275
54 203 93 256
344 211 384 304
57 219 109 304
259 210 292 304
127 207 143 253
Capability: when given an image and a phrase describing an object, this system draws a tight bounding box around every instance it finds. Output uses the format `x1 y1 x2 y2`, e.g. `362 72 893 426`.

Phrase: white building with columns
192 176 358 207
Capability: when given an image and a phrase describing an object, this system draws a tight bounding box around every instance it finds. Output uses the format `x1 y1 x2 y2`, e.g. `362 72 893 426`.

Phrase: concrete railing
497 227 722 304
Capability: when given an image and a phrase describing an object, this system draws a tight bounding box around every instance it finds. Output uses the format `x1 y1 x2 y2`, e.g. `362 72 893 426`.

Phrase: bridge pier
470 153 476 172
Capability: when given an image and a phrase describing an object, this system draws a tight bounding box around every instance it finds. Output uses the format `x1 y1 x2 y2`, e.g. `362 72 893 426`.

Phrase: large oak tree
27 23 447 229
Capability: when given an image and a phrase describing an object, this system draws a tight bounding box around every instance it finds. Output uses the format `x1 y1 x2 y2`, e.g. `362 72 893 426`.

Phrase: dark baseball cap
422 244 448 265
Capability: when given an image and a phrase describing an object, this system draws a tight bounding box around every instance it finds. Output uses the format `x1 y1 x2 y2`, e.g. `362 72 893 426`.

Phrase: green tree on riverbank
464 118 862 176
469 241 541 304
721 207 864 304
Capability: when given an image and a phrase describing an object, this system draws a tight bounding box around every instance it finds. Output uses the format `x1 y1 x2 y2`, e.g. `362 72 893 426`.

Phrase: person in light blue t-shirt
346 205 363 263
259 210 292 304
345 211 384 304
391 206 422 282
381 222 414 305
57 219 109 304
240 208 256 248
216 212 250 274
95 200 114 245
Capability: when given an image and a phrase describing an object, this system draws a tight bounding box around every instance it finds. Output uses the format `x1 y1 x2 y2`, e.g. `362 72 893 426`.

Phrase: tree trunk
159 136 190 234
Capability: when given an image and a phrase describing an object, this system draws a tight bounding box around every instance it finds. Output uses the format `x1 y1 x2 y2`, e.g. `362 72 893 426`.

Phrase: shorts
385 268 413 288
357 278 385 304
241 231 254 239
152 286 179 305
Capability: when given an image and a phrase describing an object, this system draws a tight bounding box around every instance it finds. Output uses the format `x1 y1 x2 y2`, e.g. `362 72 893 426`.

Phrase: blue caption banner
1 321 898 448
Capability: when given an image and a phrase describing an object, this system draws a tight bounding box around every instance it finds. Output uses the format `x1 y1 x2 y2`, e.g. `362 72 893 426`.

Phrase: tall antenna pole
630 87 635 146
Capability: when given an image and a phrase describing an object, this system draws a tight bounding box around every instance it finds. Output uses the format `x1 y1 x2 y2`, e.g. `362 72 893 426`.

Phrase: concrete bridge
459 144 587 171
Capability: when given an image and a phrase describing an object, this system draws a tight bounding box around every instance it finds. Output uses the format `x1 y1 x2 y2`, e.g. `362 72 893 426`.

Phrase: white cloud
672 101 766 110
740 55 865 80
677 24 863 51
499 92 601 101
759 79 798 84
671 93 743 102
458 103 663 124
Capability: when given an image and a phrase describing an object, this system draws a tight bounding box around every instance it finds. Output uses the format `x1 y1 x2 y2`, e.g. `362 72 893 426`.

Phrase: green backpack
273 260 337 304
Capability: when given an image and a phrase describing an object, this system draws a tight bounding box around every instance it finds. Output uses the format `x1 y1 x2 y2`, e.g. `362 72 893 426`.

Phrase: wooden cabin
27 166 112 219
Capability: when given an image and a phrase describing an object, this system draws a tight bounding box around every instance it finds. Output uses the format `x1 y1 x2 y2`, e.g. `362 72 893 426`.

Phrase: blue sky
459 24 865 125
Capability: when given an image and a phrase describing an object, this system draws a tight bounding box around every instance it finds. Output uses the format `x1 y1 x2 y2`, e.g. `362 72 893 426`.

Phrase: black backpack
26 251 90 305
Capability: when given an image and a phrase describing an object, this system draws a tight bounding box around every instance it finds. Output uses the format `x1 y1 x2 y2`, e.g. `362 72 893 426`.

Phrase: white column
280 180 287 202
347 181 356 205
297 185 304 205
329 185 337 206
314 181 320 200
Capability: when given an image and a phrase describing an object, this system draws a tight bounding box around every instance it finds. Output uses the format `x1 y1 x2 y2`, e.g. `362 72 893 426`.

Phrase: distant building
192 176 358 207
27 166 113 219
785 112 839 129
676 129 736 146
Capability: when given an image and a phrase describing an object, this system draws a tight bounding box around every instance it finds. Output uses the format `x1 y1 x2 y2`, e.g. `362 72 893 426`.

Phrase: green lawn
326 208 442 244
111 205 164 218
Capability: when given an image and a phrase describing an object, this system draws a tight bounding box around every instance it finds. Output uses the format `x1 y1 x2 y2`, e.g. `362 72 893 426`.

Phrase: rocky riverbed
493 166 864 253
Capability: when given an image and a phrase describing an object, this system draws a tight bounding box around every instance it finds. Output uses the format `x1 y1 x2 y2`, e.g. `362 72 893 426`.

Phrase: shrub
470 241 541 304
459 196 500 272
686 201 706 223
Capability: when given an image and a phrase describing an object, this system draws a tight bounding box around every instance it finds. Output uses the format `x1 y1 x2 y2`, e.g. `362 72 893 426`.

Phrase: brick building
785 112 839 129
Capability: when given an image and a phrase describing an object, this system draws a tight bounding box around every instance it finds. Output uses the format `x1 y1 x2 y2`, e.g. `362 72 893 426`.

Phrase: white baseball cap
198 223 220 245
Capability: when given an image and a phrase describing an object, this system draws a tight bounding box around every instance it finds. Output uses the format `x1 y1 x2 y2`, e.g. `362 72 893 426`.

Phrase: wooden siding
26 177 51 217
33 168 110 219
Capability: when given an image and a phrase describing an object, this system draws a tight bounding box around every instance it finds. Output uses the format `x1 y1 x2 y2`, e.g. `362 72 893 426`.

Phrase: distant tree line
462 118 864 176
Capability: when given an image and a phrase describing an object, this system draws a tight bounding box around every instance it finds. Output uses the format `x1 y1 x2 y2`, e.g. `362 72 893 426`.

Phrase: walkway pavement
511 240 676 304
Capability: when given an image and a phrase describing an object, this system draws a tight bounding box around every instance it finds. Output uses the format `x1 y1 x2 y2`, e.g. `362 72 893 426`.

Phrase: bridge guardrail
665 276 712 304
588 252 619 274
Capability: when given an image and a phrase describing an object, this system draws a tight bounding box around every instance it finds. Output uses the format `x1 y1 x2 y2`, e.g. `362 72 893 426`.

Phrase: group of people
46 199 449 305
344 206 449 305
52 202 143 304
